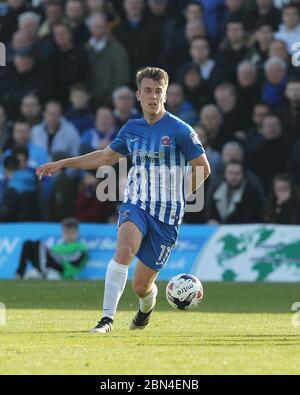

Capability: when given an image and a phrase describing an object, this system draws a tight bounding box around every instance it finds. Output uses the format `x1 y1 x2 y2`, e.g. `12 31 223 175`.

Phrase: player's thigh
114 221 143 263
132 259 159 296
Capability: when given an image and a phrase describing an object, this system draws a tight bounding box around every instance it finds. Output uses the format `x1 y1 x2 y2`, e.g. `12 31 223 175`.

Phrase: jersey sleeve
176 123 205 161
109 124 129 156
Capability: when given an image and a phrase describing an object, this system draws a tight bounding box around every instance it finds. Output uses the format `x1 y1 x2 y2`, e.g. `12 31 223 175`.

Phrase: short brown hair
136 67 169 90
62 217 79 229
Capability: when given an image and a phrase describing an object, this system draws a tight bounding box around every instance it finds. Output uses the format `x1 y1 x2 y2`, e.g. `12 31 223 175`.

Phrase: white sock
139 284 158 313
102 259 129 320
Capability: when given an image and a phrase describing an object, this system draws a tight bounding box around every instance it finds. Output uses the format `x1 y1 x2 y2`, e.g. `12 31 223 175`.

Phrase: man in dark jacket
206 160 264 224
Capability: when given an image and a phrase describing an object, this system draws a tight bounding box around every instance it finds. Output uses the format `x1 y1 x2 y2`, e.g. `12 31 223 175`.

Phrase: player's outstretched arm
36 146 124 180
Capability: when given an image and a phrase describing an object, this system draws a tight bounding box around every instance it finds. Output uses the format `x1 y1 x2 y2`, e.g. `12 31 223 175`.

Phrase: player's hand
36 161 63 180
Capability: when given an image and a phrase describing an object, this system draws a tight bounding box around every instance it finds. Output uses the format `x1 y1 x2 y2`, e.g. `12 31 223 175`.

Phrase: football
166 273 203 310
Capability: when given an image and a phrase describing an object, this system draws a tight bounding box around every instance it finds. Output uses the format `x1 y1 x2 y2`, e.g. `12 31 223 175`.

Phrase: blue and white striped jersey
110 112 205 226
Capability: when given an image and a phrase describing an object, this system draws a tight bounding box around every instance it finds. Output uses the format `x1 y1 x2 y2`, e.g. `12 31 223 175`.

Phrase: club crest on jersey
123 209 130 218
161 135 170 147
190 131 201 145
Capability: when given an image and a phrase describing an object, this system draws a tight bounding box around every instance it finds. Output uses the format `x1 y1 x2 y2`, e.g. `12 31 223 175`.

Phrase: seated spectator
261 56 287 110
274 3 300 55
0 0 28 45
221 0 248 34
288 137 300 187
178 63 210 111
236 61 261 135
80 107 117 153
243 102 270 154
6 30 31 65
51 22 88 107
268 38 290 63
112 86 140 129
214 82 248 141
20 93 42 127
264 173 300 224
248 22 274 71
206 160 264 224
199 104 224 151
31 101 80 159
113 0 163 84
0 106 13 154
86 0 120 29
0 48 52 120
181 37 224 90
163 18 207 80
38 0 65 38
166 83 197 125
65 0 90 47
17 11 55 70
247 115 288 193
246 0 281 32
85 13 130 108
76 170 115 223
277 77 300 144
16 217 88 279
2 117 48 170
65 83 95 135
0 153 39 222
216 19 250 83
194 124 223 176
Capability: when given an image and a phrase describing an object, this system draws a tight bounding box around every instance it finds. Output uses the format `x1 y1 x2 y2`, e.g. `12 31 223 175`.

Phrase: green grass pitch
0 280 300 374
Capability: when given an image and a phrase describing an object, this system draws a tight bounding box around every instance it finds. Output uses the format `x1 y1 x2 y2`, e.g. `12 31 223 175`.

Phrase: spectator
0 153 39 222
31 101 80 159
216 19 249 83
16 217 88 279
112 86 140 129
163 18 207 80
264 173 300 224
166 83 197 125
0 106 13 154
86 0 120 29
20 93 42 127
0 0 28 44
80 107 117 153
277 78 300 144
275 3 300 55
85 13 130 107
261 56 287 110
248 22 274 70
247 115 288 192
247 0 281 32
0 48 52 120
268 38 290 63
113 0 163 83
38 0 65 38
206 160 264 224
6 30 31 65
199 104 224 151
178 63 210 111
288 137 300 187
214 82 247 141
51 23 88 107
65 0 90 47
236 61 261 134
76 170 115 222
199 0 226 39
243 102 270 154
180 37 223 90
222 0 248 32
65 83 94 134
3 118 48 170
18 11 55 68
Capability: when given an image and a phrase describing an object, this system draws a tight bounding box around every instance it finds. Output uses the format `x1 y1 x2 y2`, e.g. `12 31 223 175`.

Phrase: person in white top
275 3 300 55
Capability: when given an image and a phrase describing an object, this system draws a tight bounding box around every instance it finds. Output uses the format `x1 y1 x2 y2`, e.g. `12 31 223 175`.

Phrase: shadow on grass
0 280 299 313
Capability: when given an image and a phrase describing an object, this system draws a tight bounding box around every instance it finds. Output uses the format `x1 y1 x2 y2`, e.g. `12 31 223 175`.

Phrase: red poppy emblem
161 135 170 147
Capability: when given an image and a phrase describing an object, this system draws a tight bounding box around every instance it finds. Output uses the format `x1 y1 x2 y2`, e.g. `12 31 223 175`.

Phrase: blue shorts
117 203 179 272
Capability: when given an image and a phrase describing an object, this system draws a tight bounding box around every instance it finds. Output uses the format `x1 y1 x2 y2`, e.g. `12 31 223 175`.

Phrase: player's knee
132 281 148 298
116 242 135 264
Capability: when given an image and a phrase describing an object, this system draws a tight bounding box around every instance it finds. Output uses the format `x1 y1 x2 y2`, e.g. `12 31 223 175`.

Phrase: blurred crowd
1 0 300 225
